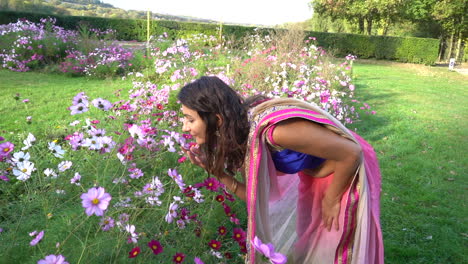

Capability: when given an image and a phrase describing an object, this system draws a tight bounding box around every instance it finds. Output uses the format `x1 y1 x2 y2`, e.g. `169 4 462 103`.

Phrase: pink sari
244 98 384 264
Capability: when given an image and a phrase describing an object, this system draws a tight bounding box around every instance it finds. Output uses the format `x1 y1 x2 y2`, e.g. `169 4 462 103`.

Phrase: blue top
271 149 325 174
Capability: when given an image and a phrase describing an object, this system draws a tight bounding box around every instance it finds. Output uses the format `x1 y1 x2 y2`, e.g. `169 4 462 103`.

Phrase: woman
178 76 384 264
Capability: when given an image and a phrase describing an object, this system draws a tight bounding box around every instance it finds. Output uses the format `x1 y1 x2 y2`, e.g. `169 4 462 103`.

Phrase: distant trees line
0 0 219 23
308 0 467 62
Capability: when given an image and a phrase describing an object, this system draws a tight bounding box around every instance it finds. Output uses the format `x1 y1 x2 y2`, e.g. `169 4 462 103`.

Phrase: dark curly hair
177 76 251 177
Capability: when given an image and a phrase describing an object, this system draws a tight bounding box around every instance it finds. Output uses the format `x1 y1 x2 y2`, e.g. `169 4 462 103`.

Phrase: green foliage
308 31 439 64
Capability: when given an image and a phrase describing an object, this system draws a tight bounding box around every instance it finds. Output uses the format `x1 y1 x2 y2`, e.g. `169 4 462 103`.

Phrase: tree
311 0 405 35
432 0 467 61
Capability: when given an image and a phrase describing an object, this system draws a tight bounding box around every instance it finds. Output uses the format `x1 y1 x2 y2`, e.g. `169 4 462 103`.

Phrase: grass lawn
351 60 467 264
0 60 467 263
0 71 132 137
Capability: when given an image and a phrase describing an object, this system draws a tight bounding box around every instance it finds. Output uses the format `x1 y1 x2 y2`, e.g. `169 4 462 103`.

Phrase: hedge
0 11 440 64
306 31 439 65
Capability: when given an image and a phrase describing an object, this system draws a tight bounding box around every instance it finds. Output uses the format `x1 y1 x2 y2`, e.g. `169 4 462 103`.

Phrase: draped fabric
244 98 384 264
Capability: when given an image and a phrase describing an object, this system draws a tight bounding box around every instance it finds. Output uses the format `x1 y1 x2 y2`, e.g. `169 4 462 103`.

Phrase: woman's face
181 105 207 145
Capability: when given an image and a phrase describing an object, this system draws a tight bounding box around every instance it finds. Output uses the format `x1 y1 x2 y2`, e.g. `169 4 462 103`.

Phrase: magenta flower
203 177 221 192
0 142 14 157
173 252 185 263
80 187 112 216
148 239 163 255
218 226 227 236
128 246 140 258
232 227 246 242
252 236 287 264
208 239 222 250
30 230 44 246
37 254 69 264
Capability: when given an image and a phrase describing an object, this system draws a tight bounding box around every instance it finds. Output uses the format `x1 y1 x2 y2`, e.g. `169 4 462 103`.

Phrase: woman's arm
218 174 246 202
182 146 247 202
271 118 362 231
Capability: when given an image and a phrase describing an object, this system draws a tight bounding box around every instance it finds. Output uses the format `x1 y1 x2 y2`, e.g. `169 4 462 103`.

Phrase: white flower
125 224 139 243
21 133 36 151
82 137 102 150
116 153 127 165
145 196 162 206
69 120 80 126
128 124 144 139
57 161 72 172
13 161 35 181
43 168 58 178
194 188 204 203
11 151 30 164
48 142 65 158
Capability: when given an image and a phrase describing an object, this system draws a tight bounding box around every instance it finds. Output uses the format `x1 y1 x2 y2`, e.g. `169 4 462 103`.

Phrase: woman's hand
321 194 341 231
181 145 207 170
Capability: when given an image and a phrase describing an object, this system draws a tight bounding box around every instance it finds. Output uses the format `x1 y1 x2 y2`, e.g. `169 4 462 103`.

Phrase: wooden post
218 21 223 44
147 10 151 56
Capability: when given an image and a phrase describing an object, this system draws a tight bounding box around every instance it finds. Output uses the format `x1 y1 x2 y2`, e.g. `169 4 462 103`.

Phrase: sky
103 0 313 26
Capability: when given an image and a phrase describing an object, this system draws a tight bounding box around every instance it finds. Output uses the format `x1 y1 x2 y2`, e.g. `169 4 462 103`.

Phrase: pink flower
0 142 14 157
30 230 44 246
194 257 204 264
252 236 287 264
37 254 69 264
80 187 112 216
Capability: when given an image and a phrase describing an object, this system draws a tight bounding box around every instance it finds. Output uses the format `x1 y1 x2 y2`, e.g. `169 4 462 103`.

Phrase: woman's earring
215 130 220 137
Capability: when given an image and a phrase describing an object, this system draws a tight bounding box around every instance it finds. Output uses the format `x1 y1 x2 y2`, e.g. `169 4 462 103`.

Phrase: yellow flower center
92 198 99 204
152 245 158 250
133 251 138 256
212 243 218 248
3 148 9 152
176 257 181 261
22 168 27 173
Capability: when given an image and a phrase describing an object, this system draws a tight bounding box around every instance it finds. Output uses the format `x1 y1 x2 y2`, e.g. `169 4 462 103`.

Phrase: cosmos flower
173 252 185 264
13 160 35 181
92 98 113 111
252 236 287 264
208 239 221 251
232 227 246 242
80 187 112 216
148 240 163 255
37 254 69 264
0 141 14 157
30 230 44 246
128 246 140 258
